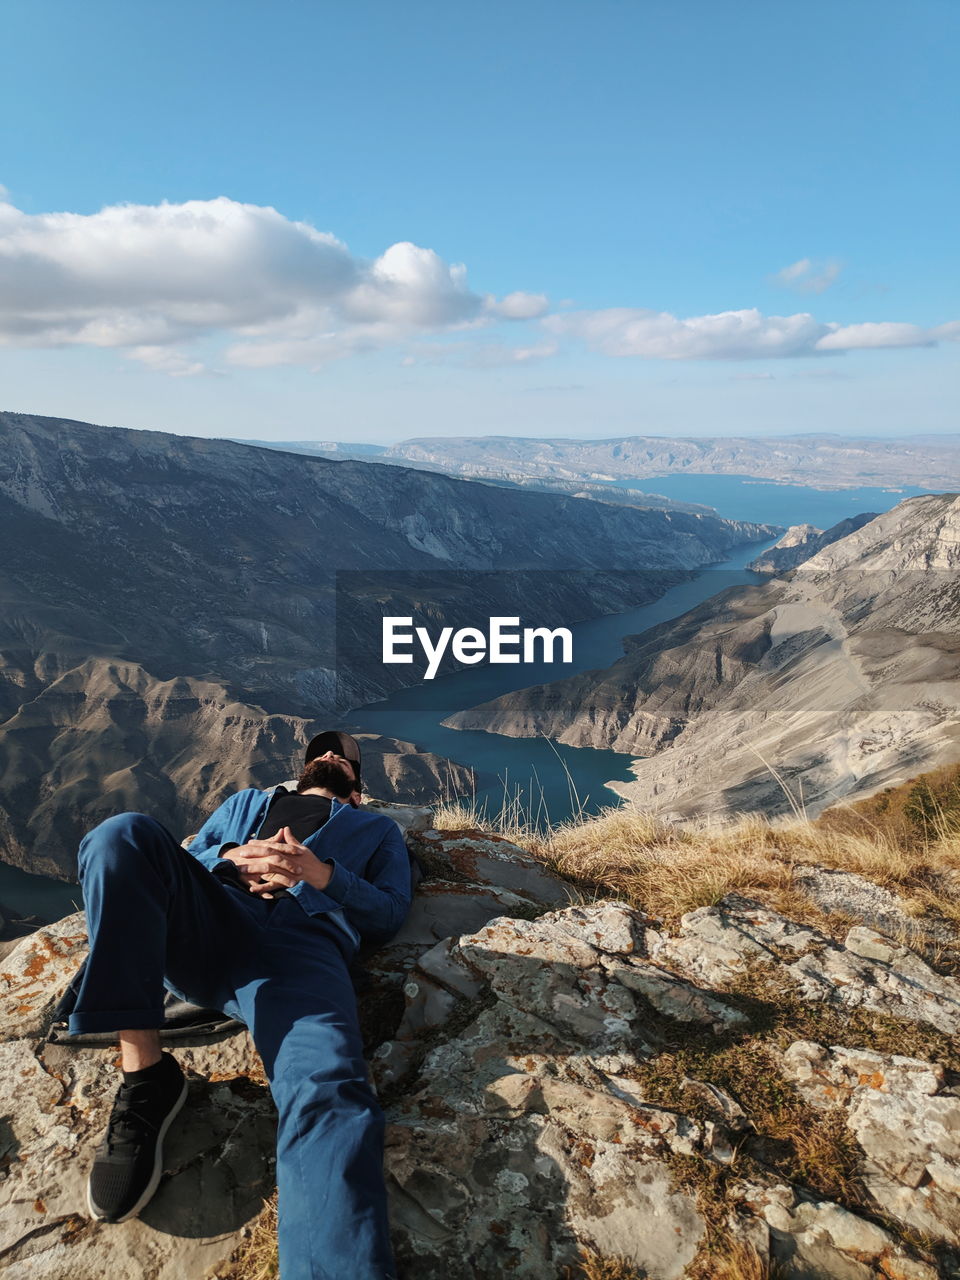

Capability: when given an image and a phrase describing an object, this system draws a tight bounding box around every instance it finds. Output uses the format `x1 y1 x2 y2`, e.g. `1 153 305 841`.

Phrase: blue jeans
72 812 397 1280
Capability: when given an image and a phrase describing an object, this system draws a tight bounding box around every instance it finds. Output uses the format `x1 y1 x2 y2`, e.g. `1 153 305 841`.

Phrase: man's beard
297 757 357 799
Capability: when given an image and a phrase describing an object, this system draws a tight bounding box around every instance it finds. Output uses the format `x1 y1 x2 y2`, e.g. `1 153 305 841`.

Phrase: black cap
304 730 362 789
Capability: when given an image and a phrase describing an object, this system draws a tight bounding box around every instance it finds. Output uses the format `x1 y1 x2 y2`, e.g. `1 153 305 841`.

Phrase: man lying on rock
68 730 411 1280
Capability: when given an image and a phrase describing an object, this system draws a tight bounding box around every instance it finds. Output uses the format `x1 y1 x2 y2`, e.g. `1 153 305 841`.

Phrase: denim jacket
188 788 413 951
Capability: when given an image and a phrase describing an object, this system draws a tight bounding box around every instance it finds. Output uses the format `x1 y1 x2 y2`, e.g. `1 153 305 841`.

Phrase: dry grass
635 1036 865 1204
818 763 960 845
699 1239 779 1280
666 1155 786 1280
560 1247 645 1279
688 1235 781 1280
434 797 960 937
220 1194 278 1280
524 807 797 924
431 794 544 847
434 762 960 934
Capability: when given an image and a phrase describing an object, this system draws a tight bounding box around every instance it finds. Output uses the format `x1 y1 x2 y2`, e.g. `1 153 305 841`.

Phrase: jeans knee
279 1073 384 1129
79 812 170 874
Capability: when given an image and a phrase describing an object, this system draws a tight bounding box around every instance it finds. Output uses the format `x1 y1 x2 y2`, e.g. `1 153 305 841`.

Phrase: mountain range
243 432 960 492
443 494 960 819
0 412 775 877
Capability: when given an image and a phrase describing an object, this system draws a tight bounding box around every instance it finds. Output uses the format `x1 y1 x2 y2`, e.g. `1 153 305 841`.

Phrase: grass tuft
560 1247 646 1279
221 1194 278 1280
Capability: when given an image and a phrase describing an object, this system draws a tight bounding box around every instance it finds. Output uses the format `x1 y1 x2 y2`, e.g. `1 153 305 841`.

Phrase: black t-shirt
256 789 333 843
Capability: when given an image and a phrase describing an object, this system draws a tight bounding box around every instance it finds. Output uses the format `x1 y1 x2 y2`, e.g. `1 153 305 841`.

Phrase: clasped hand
222 826 334 896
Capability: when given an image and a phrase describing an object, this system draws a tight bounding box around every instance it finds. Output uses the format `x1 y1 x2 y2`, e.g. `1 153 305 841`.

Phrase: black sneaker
87 1051 188 1223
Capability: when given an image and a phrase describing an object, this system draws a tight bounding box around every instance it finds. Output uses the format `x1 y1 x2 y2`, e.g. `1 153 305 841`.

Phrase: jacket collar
267 785 348 807
270 787 354 811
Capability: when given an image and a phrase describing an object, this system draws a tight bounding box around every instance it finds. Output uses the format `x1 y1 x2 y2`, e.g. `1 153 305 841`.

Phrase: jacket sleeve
185 793 248 874
322 818 413 945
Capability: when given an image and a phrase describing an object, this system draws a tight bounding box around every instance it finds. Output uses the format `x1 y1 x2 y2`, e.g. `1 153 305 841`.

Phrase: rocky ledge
0 813 957 1279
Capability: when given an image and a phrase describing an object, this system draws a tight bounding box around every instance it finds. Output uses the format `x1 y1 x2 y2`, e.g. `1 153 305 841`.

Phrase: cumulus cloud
338 242 475 326
544 307 826 359
0 196 355 339
0 193 542 371
772 257 842 293
545 305 959 361
0 190 954 374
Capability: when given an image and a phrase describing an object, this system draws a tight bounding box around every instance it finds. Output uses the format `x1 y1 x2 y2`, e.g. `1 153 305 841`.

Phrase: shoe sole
87 1073 189 1224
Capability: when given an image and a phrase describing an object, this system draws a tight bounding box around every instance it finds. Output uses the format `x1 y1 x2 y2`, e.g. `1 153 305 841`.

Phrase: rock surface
1 826 957 1279
783 1041 960 1246
791 863 957 946
744 1182 940 1280
377 886 959 1278
650 895 960 1034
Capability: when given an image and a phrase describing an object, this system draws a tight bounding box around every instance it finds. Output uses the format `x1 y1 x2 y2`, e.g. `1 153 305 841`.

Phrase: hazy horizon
4 408 959 448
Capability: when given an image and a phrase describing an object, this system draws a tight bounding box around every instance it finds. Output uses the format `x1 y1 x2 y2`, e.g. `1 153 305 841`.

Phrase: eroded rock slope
446 494 960 819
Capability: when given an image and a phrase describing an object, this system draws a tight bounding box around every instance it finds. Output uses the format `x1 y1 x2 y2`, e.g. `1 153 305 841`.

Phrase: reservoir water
348 541 774 831
619 474 931 528
0 860 84 924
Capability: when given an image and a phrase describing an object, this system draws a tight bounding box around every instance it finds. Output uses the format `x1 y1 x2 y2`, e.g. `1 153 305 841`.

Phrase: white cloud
338 242 477 326
483 291 550 320
0 190 953 375
545 305 958 361
0 193 544 372
815 322 935 351
545 307 827 359
772 257 843 293
929 320 960 343
0 196 355 339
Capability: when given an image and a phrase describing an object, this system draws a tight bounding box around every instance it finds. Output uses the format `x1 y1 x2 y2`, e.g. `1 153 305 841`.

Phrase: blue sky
1 0 957 442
